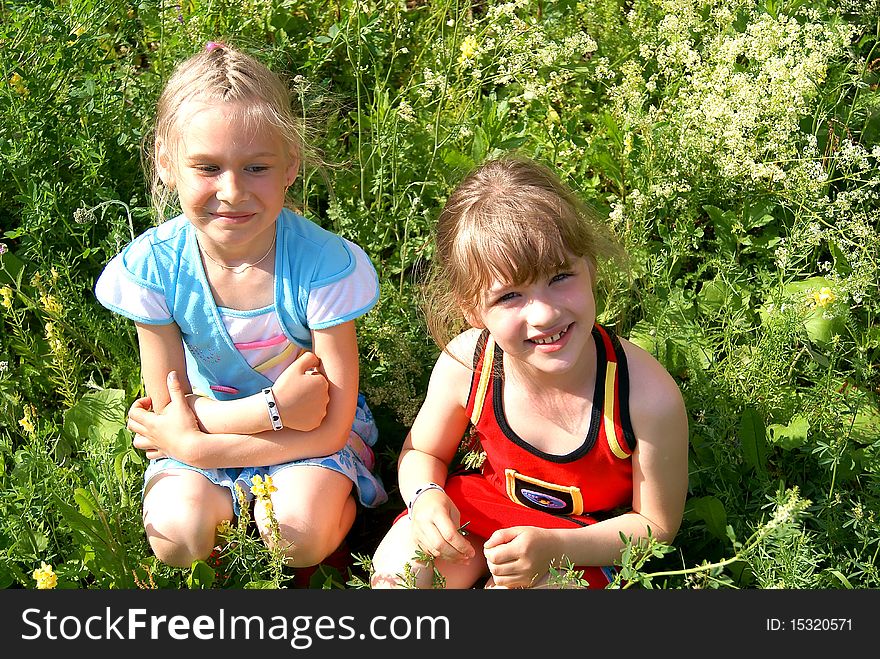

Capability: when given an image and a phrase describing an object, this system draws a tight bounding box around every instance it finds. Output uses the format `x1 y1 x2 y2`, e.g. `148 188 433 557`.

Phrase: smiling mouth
530 325 570 345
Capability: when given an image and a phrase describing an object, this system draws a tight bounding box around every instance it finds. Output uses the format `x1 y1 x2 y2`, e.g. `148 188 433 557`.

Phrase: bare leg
142 469 234 568
371 516 489 589
254 465 356 568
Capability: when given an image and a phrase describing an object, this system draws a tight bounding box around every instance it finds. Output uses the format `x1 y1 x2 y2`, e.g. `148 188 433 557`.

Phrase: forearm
190 393 273 435
396 447 451 504
550 511 678 568
175 418 350 469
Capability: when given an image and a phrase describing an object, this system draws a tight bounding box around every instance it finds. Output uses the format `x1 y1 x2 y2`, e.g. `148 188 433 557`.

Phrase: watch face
505 469 583 516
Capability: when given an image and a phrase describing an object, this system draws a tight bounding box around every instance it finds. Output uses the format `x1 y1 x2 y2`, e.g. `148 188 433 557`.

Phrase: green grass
1 0 878 589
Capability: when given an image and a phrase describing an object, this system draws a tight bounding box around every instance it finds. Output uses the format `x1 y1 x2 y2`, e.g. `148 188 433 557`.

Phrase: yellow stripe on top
470 337 495 426
254 342 301 374
603 361 630 459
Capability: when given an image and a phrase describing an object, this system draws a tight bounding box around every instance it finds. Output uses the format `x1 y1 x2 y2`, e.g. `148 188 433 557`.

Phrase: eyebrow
183 151 282 161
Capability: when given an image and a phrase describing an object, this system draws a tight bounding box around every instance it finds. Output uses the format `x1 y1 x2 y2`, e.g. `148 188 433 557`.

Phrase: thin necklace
199 234 276 274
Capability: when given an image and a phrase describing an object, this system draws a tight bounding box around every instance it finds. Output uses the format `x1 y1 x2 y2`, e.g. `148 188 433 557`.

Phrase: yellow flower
811 287 835 307
9 72 29 97
0 286 13 309
19 405 36 434
458 35 479 66
41 293 62 315
250 474 277 500
33 562 57 589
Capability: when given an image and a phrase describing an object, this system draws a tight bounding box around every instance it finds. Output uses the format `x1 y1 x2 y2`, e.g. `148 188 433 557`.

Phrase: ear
462 305 485 330
285 153 300 188
155 139 175 189
586 257 598 292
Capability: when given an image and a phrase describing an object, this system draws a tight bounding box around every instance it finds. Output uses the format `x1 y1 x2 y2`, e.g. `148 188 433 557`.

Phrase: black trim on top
473 329 489 370
465 329 491 416
604 327 637 452
488 326 608 463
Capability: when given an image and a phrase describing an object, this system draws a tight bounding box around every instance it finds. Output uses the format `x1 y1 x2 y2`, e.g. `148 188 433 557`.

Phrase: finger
483 527 515 549
131 432 153 450
437 519 475 559
127 417 147 436
128 396 152 414
166 370 186 401
295 351 321 373
430 527 472 561
413 524 449 560
483 542 515 567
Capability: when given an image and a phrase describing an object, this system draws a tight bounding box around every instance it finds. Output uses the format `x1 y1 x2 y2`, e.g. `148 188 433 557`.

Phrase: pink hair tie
205 41 226 52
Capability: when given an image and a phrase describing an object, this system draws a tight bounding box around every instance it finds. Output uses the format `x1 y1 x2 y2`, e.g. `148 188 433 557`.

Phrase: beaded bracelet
262 387 283 431
406 482 444 519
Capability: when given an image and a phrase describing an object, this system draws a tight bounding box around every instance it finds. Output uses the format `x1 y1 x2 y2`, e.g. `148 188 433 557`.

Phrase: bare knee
268 521 337 567
370 522 436 589
263 497 356 568
142 473 232 568
145 511 219 568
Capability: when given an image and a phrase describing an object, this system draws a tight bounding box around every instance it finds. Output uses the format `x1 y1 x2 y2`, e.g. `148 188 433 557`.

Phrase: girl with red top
371 156 689 589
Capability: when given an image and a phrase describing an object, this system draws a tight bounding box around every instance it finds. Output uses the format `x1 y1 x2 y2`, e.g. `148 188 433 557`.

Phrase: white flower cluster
610 1 854 203
417 2 597 110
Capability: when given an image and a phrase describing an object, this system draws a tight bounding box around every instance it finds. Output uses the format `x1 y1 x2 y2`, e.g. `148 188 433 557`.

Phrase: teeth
533 329 565 344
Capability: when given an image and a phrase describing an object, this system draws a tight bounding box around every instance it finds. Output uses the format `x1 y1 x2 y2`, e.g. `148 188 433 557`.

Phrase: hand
270 351 330 431
409 488 475 563
483 526 557 588
128 371 201 463
128 396 165 461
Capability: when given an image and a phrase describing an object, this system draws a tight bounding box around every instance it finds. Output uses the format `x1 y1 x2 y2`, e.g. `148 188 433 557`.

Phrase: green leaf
471 125 487 163
51 494 109 549
243 579 278 589
441 148 474 173
697 277 745 316
62 389 127 447
73 487 100 518
739 406 768 475
827 569 853 589
767 414 810 450
496 135 528 150
187 560 215 589
850 401 880 445
686 496 728 541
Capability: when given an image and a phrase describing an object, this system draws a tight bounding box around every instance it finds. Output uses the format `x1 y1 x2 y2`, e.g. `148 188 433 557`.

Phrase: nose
216 171 247 204
525 295 560 328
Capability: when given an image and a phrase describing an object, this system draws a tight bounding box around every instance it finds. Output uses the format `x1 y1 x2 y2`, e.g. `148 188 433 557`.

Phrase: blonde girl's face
157 100 298 257
472 256 597 377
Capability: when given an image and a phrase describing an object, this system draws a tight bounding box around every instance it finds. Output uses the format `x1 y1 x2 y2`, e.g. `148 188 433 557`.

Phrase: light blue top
95 208 380 401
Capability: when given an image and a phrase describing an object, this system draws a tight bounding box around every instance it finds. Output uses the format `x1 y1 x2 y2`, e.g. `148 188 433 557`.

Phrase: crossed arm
127 320 361 469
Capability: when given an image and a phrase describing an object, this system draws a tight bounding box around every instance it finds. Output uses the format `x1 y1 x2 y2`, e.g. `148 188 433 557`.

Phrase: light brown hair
144 43 322 221
424 155 625 351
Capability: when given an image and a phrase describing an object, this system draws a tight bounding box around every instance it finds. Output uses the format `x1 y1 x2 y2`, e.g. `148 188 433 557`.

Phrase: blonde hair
144 43 322 221
424 155 624 350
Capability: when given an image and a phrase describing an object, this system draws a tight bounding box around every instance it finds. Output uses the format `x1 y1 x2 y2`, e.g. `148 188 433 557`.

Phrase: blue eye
550 272 572 284
495 291 519 304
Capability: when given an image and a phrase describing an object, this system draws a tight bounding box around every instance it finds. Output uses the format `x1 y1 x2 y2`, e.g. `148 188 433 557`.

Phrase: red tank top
457 323 636 525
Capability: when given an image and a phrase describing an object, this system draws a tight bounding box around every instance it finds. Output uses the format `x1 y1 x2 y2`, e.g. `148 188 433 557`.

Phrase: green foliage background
1 0 878 589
